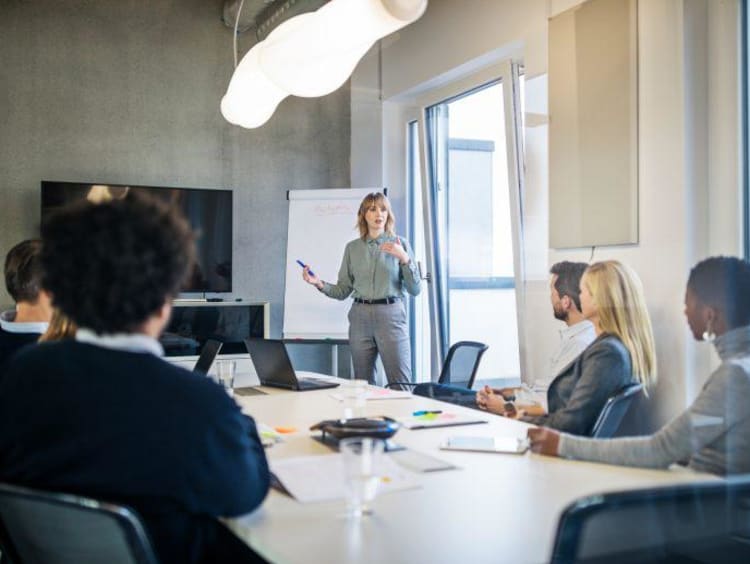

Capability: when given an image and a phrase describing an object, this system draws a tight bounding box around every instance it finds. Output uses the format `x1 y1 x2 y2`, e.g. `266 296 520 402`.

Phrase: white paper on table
270 453 421 503
329 388 412 401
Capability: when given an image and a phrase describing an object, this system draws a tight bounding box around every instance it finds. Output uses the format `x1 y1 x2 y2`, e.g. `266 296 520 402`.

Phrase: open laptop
193 339 223 375
244 338 340 391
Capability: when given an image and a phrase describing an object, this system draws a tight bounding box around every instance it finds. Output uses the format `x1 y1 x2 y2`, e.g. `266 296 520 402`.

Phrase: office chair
0 482 159 564
590 382 643 438
550 476 750 563
386 341 489 392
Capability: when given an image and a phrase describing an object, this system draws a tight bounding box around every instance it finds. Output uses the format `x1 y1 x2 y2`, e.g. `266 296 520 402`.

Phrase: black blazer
0 326 41 374
523 333 636 436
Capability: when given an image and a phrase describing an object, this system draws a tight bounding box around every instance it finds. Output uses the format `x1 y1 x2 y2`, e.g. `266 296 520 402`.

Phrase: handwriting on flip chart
313 203 356 217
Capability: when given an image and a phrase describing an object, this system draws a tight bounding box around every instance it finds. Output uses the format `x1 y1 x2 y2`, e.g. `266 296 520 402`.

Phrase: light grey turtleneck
558 325 750 476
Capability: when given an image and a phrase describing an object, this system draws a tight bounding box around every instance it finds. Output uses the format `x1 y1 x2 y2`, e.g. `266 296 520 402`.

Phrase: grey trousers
348 301 411 385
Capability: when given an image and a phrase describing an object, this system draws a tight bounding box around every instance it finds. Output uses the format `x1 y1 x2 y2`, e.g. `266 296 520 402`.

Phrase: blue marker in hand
296 259 315 277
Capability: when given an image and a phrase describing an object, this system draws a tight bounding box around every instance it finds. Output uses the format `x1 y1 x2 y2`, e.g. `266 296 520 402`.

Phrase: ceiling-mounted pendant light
220 43 288 129
259 0 428 97
220 0 428 129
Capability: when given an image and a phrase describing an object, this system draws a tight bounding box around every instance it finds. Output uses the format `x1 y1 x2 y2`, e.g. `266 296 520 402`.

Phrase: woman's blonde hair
582 260 657 390
356 192 395 239
39 309 77 342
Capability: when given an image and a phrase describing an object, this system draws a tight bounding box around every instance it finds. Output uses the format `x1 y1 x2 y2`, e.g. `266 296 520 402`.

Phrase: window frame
412 59 527 379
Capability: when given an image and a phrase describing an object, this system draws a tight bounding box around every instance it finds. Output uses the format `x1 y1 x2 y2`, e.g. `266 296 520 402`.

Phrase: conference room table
225 378 715 564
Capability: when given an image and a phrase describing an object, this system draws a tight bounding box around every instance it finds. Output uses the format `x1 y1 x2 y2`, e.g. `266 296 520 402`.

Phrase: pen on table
413 410 442 416
296 259 315 277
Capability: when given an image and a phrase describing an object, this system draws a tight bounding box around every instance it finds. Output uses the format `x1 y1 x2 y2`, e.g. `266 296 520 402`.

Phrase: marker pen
296 259 315 277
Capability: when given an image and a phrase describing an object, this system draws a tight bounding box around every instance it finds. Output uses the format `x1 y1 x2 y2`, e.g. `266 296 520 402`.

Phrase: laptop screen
193 340 222 374
244 339 298 388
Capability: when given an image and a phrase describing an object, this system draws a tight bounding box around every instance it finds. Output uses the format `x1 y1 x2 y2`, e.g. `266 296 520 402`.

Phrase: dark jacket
0 341 270 564
0 326 40 373
523 333 636 436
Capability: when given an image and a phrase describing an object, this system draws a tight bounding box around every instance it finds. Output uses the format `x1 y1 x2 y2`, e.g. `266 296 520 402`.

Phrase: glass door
416 61 526 383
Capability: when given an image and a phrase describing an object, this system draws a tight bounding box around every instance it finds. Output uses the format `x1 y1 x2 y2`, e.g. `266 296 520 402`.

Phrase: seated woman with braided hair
528 256 750 476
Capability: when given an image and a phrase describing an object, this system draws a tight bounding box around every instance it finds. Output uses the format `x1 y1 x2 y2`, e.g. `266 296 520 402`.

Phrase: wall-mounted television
41 181 233 294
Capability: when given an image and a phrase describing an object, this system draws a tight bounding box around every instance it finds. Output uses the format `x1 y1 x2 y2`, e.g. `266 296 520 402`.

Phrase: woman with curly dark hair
0 193 270 563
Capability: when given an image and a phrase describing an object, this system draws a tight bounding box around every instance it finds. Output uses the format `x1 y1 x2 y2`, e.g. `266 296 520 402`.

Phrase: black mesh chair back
590 382 643 438
0 483 159 564
551 477 750 563
438 341 489 388
386 341 488 393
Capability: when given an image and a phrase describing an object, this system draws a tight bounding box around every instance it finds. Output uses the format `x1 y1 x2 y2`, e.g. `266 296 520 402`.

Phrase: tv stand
173 296 243 304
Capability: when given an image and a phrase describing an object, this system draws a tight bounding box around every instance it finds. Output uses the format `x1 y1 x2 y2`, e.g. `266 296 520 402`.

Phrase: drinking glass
342 379 368 420
339 437 385 517
217 360 236 397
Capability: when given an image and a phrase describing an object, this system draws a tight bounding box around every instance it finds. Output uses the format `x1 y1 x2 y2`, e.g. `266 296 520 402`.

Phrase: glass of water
342 379 368 420
339 437 385 517
217 360 236 397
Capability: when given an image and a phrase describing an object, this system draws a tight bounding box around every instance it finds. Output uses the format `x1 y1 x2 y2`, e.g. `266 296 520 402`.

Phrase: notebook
193 339 223 375
395 411 487 430
244 338 340 391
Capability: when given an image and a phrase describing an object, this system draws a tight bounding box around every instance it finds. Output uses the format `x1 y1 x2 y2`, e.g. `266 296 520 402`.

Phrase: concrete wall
0 0 351 372
353 0 742 429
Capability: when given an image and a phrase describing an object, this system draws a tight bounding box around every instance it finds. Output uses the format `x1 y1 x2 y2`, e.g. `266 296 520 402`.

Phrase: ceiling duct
222 0 330 40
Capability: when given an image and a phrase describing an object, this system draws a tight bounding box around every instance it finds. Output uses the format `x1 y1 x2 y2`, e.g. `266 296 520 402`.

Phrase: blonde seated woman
39 309 77 342
529 256 750 476
477 260 657 436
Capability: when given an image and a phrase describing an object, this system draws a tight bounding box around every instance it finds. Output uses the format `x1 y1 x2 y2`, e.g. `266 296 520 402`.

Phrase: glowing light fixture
220 0 428 129
220 44 288 129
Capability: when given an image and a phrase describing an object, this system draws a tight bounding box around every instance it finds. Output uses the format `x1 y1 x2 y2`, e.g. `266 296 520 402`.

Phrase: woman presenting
302 192 421 385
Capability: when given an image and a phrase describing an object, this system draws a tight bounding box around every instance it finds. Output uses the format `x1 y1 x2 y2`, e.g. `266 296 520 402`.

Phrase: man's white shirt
522 320 597 410
0 310 49 335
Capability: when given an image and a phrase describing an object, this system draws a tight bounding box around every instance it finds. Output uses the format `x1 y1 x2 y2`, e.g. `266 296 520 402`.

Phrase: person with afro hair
0 193 270 563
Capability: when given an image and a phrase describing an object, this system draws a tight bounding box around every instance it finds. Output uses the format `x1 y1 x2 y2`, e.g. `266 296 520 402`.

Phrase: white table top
226 380 715 564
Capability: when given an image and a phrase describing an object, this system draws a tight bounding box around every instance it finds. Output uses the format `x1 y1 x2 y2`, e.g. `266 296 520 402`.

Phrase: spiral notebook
395 411 487 430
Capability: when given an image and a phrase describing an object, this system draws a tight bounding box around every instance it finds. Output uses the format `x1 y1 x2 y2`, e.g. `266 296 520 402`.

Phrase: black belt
354 297 401 305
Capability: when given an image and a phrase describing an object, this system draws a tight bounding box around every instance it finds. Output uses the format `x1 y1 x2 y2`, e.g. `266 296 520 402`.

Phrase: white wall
351 0 742 429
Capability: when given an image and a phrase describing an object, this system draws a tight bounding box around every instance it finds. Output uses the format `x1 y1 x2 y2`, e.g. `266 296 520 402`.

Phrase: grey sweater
559 325 750 476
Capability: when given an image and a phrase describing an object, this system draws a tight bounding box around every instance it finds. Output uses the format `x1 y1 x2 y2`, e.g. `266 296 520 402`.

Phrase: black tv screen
41 181 233 293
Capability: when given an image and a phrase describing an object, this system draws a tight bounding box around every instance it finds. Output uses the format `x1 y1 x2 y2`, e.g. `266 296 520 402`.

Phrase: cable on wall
233 0 247 69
